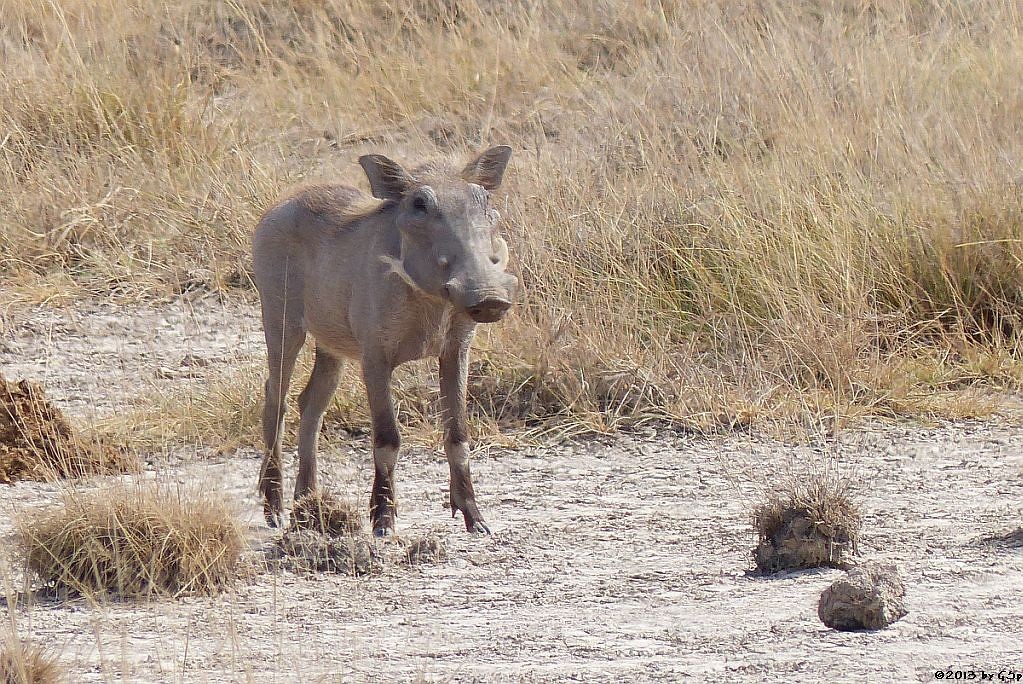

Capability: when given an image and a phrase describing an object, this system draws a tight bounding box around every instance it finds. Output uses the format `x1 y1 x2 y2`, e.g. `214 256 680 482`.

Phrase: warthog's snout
467 296 512 323
444 272 518 323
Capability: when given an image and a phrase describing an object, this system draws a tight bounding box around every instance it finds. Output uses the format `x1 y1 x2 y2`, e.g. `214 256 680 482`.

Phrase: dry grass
290 490 363 537
4 0 1023 437
752 470 861 573
401 533 447 566
0 375 136 483
14 484 245 599
0 639 62 684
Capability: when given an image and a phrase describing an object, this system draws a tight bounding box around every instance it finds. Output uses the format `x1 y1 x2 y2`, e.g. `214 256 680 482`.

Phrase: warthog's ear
461 145 512 191
359 154 416 200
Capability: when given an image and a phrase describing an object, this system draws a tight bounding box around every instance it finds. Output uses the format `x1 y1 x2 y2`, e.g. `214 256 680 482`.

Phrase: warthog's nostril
467 297 512 323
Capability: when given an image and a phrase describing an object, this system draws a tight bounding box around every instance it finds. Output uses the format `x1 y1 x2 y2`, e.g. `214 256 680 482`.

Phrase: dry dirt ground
1 297 1022 682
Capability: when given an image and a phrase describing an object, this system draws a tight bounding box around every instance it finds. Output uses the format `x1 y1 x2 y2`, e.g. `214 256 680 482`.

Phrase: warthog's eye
490 255 500 265
412 195 429 213
438 255 450 269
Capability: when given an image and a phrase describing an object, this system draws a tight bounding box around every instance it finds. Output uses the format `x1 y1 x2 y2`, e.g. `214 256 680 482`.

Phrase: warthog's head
359 146 518 323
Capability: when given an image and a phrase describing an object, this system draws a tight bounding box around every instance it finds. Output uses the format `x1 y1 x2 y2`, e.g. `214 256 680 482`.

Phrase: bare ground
1 297 1022 682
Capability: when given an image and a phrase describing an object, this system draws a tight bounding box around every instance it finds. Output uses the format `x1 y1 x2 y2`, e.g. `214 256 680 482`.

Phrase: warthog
253 146 516 535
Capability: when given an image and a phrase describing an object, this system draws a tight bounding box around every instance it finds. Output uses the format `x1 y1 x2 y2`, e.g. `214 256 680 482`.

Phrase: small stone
818 562 907 631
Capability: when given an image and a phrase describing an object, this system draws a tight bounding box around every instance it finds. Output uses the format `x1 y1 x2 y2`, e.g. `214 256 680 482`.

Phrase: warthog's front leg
439 322 490 534
362 356 399 537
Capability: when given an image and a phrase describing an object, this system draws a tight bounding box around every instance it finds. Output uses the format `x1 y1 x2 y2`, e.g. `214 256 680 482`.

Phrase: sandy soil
2 297 1022 682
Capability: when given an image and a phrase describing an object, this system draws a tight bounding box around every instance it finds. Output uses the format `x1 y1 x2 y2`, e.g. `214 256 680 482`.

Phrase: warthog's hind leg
363 356 399 537
294 347 343 500
258 323 305 528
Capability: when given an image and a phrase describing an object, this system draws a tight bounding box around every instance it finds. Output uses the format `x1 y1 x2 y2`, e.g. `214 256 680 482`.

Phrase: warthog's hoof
467 519 492 535
264 503 284 529
372 514 395 537
451 497 491 535
265 510 284 529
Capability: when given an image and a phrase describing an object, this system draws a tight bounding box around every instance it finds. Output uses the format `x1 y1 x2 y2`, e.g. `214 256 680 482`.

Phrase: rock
818 563 907 631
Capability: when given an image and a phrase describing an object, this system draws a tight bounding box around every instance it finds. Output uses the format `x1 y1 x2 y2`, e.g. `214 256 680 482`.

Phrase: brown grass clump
15 485 245 599
290 490 363 537
400 532 446 566
271 530 378 576
0 375 134 484
0 639 62 684
752 474 861 574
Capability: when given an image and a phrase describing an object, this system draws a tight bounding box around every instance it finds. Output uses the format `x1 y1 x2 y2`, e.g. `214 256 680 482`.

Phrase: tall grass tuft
0 638 62 684
14 484 245 599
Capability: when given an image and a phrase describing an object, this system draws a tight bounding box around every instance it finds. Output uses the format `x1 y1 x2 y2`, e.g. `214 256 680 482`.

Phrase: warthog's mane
408 159 460 180
274 184 386 233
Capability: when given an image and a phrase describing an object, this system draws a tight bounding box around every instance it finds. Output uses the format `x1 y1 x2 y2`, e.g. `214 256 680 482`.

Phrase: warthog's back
253 184 366 273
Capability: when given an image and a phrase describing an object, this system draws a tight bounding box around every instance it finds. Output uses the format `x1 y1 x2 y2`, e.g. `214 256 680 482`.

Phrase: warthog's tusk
494 236 509 268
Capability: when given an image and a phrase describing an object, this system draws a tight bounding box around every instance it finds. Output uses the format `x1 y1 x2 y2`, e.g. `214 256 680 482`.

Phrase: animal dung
0 374 133 483
290 490 363 537
271 529 378 576
272 490 378 575
818 563 908 631
269 492 446 574
400 533 446 565
752 478 861 574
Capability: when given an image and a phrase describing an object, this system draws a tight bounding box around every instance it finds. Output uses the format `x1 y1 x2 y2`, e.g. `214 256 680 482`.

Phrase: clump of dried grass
270 529 378 576
0 375 135 484
0 639 62 684
290 490 363 537
752 473 861 574
15 485 245 599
